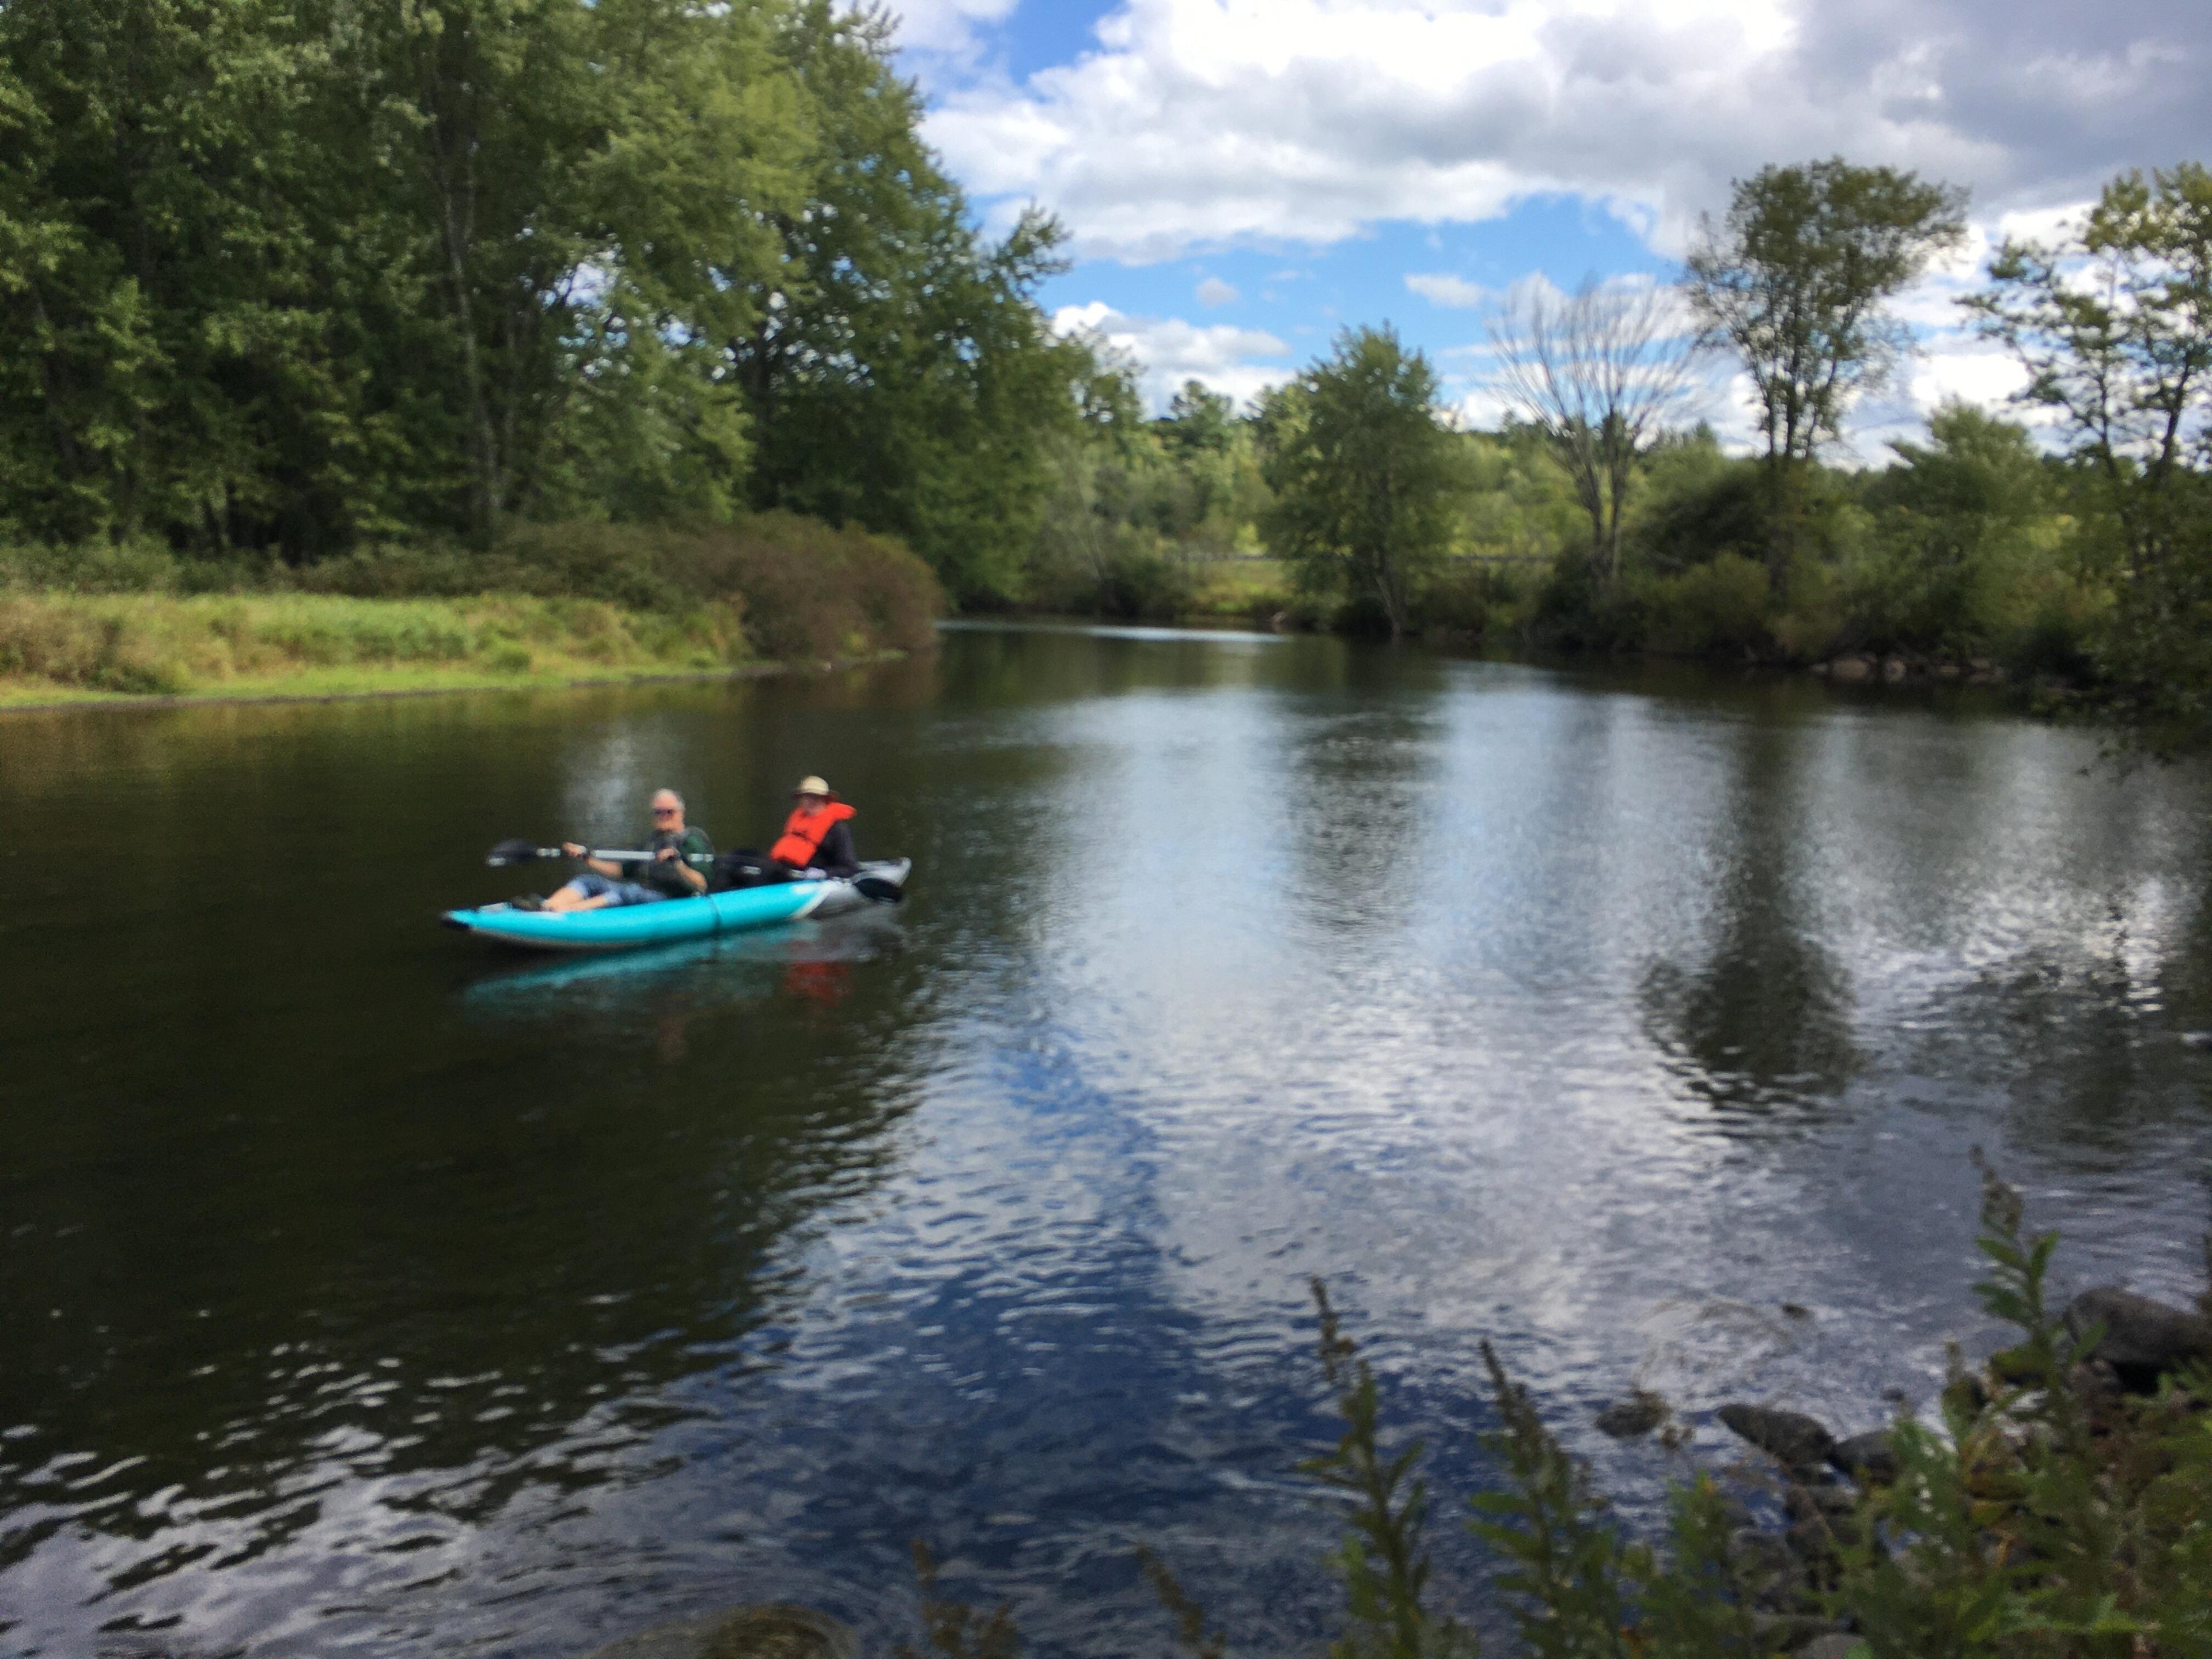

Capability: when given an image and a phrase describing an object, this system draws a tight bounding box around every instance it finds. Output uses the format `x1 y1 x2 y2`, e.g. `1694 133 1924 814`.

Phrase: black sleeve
815 819 859 877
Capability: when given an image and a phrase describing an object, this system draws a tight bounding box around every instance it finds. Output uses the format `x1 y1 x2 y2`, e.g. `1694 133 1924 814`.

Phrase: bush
1640 554 1773 656
1417 562 1529 640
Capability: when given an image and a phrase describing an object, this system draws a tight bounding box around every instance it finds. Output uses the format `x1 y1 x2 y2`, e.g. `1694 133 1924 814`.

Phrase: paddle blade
853 876 905 904
486 838 547 868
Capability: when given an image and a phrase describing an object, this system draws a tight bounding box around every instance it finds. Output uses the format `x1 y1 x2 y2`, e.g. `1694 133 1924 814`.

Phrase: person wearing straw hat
709 776 861 889
769 777 860 879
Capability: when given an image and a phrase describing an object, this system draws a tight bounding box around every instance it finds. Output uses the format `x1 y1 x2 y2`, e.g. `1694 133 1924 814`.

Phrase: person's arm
563 841 626 879
659 844 709 893
816 820 859 877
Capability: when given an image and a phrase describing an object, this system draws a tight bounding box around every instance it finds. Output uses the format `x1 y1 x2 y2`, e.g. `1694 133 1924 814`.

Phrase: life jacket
770 800 856 868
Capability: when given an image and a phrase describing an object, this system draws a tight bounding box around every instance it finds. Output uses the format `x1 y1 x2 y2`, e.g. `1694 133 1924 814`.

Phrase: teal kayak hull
444 860 910 953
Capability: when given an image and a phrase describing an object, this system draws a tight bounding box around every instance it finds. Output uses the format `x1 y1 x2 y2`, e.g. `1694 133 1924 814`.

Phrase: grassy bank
0 516 942 706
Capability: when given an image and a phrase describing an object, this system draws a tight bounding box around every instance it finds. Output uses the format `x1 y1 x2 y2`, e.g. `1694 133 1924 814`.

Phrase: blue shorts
565 872 666 907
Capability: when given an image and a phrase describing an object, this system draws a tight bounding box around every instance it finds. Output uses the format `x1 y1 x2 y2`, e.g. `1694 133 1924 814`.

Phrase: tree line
2 4 2205 737
0 0 1116 601
1037 160 2211 746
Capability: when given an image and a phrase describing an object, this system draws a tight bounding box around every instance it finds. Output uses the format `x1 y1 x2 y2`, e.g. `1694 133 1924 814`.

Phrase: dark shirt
624 825 714 896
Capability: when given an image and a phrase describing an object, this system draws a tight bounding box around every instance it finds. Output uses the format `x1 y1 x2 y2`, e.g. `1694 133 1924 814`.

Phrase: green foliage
1972 162 2212 748
1688 158 1971 590
1260 328 1468 639
896 1541 1022 1659
1304 1279 1475 1659
1469 1340 1633 1658
0 0 1090 603
0 516 938 695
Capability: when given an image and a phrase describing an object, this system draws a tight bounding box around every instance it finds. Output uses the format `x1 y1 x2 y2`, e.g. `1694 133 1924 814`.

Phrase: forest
1 2 2206 741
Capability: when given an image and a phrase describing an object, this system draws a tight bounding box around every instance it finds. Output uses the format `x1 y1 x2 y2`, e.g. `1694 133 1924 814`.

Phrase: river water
2 623 2209 1657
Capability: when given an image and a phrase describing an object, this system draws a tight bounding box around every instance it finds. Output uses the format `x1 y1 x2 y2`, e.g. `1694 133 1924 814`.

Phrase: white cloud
1053 300 1294 410
881 0 1024 59
924 0 2211 264
1195 275 1240 306
1405 272 1494 309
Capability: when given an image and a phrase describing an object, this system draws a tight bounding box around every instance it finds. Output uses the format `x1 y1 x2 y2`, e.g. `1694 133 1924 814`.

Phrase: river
3 623 2209 1656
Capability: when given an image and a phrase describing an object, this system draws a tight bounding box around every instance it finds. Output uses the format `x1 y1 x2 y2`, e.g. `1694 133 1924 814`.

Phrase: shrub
1640 554 1773 657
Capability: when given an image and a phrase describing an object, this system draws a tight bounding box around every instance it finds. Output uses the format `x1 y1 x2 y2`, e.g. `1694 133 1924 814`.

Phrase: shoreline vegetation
0 517 941 708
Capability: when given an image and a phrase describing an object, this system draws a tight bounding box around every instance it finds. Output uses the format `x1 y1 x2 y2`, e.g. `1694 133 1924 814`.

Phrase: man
517 789 714 912
712 775 858 889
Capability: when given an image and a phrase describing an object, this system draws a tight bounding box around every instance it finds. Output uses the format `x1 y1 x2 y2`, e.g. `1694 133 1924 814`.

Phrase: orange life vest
770 800 856 868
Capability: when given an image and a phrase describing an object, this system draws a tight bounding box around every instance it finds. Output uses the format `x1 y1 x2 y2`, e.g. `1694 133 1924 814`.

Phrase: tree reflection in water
1640 722 1862 1116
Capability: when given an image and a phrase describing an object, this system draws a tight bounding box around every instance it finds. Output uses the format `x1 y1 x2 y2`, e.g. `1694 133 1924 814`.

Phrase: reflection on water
1641 720 1862 1115
1 629 2209 1657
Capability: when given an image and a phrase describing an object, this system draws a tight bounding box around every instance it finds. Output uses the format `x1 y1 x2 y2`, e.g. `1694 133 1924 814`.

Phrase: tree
1486 275 1701 589
733 3 1097 603
1969 162 2212 744
1258 327 1465 639
1687 158 1969 594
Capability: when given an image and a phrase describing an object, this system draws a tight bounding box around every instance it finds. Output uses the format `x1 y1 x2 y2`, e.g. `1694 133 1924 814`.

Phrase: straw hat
793 775 834 798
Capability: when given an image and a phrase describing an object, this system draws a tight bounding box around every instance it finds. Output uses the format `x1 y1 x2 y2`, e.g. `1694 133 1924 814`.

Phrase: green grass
0 515 946 706
0 591 768 704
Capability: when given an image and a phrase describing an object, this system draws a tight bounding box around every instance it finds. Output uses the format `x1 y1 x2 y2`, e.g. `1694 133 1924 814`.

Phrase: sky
880 0 2212 451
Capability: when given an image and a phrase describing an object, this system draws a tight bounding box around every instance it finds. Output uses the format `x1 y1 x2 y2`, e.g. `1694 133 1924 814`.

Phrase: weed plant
907 1169 2212 1657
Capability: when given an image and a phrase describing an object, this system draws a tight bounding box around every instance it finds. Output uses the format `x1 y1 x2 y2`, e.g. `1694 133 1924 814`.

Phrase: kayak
442 859 911 953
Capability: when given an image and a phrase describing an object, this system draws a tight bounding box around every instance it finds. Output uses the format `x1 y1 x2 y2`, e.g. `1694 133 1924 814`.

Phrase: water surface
3 627 2209 1655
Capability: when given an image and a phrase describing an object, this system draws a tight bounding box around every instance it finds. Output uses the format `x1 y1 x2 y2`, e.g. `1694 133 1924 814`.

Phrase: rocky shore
1592 1281 2212 1657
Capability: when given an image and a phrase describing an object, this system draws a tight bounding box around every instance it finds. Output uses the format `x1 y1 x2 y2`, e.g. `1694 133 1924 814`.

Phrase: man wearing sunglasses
518 788 714 912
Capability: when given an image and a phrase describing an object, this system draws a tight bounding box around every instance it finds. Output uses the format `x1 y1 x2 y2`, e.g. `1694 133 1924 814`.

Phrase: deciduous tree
1259 327 1465 639
1687 159 1969 594
1487 275 1701 589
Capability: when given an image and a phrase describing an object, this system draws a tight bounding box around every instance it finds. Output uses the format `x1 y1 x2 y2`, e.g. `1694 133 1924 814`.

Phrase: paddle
853 874 906 904
484 838 711 870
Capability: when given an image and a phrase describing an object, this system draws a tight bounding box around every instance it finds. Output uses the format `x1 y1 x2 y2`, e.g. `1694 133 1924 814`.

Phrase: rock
2063 1287 2212 1390
1595 1389 1668 1438
577 1607 857 1659
1786 1480 1858 1524
1828 1429 1900 1485
1781 1302 1811 1320
1728 1527 1806 1607
1809 660 1831 676
1881 656 1909 683
1803 1637 1866 1659
1935 663 1963 680
1718 1403 1836 1469
1828 656 1873 683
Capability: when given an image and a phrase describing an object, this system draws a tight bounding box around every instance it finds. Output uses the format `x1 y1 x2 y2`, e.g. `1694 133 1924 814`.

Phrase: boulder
1881 656 1909 683
2064 1287 2212 1390
1718 1403 1836 1469
1828 656 1873 683
1827 1430 1899 1486
577 1607 857 1659
1594 1390 1668 1438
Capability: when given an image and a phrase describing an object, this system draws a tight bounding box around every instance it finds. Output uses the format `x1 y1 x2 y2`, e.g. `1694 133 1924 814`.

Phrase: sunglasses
652 806 680 816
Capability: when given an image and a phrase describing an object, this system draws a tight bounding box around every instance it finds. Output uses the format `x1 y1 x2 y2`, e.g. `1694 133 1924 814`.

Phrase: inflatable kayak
443 860 911 952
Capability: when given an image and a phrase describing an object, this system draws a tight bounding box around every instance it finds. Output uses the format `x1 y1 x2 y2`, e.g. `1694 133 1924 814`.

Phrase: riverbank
0 592 922 711
0 516 944 709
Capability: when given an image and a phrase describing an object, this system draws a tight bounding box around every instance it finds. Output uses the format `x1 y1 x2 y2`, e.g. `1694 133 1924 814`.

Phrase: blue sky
887 0 2212 441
